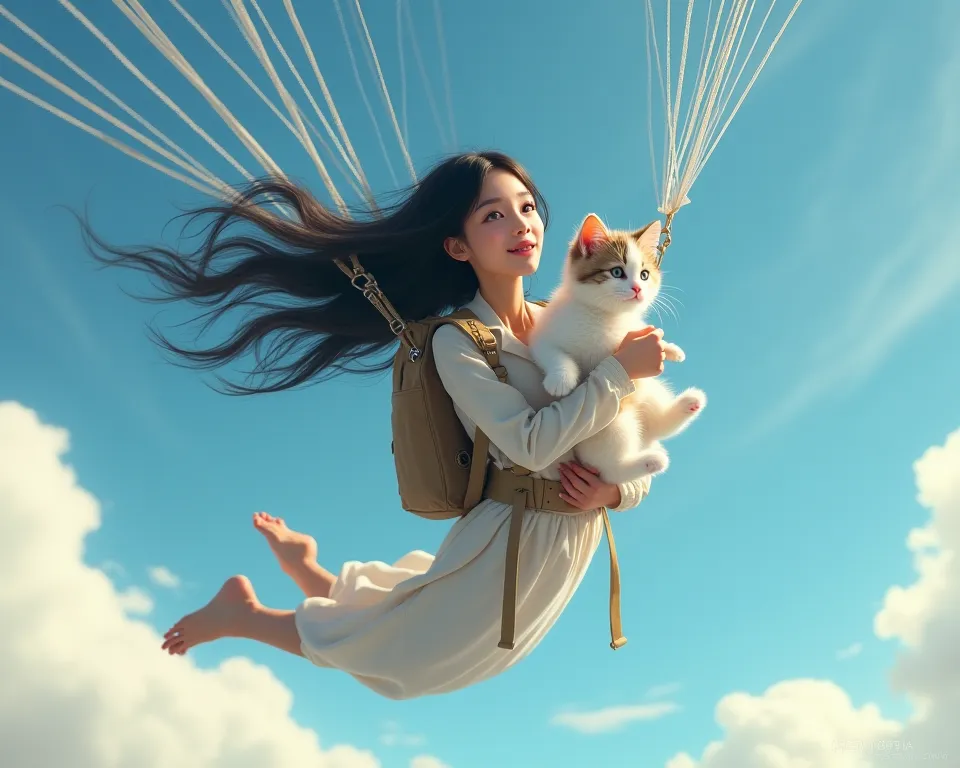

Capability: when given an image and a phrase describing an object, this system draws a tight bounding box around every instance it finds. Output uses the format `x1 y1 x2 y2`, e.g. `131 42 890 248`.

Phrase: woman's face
444 168 544 280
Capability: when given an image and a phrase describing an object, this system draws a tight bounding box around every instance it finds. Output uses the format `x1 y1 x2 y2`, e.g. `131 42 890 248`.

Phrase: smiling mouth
508 244 535 254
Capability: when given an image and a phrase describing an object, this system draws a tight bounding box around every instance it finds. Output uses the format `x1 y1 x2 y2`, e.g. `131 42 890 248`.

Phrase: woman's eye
640 269 650 281
611 267 625 279
485 211 503 221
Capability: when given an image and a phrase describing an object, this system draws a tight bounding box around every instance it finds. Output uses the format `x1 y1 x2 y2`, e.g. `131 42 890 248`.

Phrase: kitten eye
640 269 650 281
610 266 626 279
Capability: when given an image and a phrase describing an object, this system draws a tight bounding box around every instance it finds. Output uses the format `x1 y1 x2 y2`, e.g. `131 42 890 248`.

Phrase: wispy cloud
836 642 863 660
646 682 682 699
550 702 680 734
147 565 181 589
380 721 425 748
99 560 125 577
8 223 179 443
409 757 450 768
117 586 153 615
740 22 960 445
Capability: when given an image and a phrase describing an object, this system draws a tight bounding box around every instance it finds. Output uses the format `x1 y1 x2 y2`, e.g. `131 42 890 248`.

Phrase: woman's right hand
613 326 668 379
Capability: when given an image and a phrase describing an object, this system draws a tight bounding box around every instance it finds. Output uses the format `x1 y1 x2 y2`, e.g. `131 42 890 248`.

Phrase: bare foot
253 512 317 575
252 512 334 599
161 575 258 655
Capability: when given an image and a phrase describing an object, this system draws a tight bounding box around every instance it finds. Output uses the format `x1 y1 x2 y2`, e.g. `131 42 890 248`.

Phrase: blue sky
1 1 959 767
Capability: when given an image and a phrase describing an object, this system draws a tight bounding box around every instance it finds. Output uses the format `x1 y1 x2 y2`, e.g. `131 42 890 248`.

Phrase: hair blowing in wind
77 151 549 394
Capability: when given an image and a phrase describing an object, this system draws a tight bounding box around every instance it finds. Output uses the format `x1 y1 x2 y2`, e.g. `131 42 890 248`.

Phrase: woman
83 151 669 699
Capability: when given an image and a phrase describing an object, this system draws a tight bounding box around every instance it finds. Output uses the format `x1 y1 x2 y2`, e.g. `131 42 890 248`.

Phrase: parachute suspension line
644 0 804 264
108 0 295 219
243 0 375 208
704 0 761 145
696 0 804 177
0 76 222 200
224 0 346 214
432 0 458 149
280 0 374 200
352 0 418 183
0 42 233 198
113 0 285 181
164 0 366 203
56 0 258 188
401 0 452 152
396 0 410 148
0 5 222 192
332 0 401 189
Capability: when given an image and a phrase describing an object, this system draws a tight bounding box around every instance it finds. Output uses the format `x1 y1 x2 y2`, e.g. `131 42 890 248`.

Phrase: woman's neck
477 276 534 343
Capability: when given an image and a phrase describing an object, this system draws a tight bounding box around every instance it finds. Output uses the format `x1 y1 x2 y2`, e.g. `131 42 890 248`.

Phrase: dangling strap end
497 488 527 652
610 636 628 650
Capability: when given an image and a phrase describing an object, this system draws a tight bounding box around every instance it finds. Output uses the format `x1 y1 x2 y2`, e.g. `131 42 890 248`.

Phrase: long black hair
78 150 549 394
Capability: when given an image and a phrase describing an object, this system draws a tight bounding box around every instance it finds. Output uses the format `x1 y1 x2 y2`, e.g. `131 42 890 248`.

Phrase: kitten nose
631 284 642 296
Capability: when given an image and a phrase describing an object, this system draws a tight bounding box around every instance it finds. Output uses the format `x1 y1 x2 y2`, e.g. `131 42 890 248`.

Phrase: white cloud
741 20 960 444
0 400 452 768
410 757 451 768
647 682 682 699
666 426 960 767
117 586 154 615
836 643 863 661
148 565 181 589
552 702 680 734
381 721 425 747
99 559 125 576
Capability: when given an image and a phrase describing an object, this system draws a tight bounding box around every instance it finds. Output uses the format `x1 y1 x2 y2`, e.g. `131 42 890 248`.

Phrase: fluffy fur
528 213 706 484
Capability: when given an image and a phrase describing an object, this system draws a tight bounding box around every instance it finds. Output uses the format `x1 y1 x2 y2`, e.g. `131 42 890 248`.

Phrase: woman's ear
444 237 470 262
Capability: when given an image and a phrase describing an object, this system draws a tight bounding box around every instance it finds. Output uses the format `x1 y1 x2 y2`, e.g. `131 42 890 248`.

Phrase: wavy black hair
78 151 549 394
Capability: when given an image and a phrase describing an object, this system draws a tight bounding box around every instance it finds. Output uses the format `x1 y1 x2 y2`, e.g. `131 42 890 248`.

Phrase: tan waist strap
482 466 626 652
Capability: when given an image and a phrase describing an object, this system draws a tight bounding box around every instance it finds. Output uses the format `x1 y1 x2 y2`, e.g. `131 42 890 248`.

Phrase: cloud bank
0 401 448 768
667 427 960 767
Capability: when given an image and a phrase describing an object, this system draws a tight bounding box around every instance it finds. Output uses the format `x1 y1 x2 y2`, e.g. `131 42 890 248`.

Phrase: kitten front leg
532 341 581 397
655 387 707 439
663 342 685 363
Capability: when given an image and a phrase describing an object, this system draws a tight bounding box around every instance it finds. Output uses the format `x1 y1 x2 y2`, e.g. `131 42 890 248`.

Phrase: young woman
83 151 670 699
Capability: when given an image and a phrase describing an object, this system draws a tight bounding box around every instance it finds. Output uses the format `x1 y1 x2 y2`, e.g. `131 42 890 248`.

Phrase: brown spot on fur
567 227 661 285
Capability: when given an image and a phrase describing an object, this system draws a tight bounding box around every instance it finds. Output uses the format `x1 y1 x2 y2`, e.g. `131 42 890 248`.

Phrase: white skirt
294 500 604 699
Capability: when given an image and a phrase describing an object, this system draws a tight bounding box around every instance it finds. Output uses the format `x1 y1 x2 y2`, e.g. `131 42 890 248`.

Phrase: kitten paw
543 364 581 397
663 343 685 363
638 449 669 476
676 387 707 415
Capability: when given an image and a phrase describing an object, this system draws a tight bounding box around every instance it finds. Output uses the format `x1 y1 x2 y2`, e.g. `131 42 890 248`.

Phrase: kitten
528 213 706 484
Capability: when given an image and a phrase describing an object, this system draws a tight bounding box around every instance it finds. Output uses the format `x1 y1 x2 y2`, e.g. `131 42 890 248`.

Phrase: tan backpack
335 255 503 517
389 309 506 518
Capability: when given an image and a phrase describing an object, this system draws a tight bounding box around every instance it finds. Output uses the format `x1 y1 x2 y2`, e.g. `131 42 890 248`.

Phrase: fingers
622 325 660 341
564 462 601 483
558 486 590 510
560 463 593 493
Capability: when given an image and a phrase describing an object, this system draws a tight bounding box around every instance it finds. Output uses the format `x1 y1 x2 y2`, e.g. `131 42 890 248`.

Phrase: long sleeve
432 324 636 473
611 477 651 512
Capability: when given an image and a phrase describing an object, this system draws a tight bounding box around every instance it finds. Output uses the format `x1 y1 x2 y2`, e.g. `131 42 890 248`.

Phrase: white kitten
528 213 706 485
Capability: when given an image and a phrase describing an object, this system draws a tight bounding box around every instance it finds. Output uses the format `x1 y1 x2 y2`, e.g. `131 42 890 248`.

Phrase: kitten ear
576 213 609 257
632 220 662 253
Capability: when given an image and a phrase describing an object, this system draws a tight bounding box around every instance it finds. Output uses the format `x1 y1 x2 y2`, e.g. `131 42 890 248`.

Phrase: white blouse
293 291 650 700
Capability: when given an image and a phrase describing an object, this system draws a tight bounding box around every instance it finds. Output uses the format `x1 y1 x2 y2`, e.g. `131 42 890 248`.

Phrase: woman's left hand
557 462 621 510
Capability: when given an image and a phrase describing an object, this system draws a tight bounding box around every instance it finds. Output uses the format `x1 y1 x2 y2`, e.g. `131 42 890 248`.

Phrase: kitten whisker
657 294 685 315
652 296 680 324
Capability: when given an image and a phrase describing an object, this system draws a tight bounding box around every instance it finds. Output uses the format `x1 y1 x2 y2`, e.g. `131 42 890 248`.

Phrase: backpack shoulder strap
441 310 507 383
431 310 506 510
